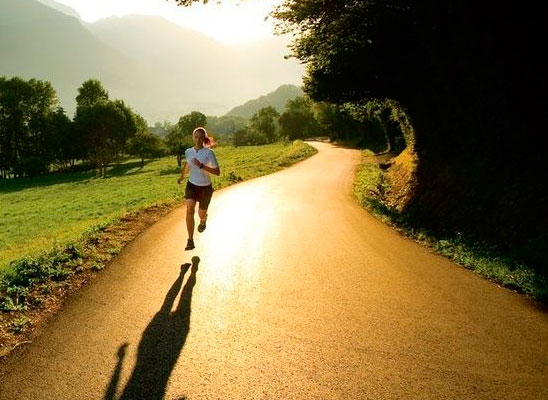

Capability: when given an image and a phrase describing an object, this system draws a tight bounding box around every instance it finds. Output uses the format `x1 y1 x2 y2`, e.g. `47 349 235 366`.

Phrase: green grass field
0 141 317 273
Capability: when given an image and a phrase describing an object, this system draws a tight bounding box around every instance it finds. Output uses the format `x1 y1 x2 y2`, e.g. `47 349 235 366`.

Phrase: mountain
0 0 304 122
35 0 82 20
225 84 304 118
0 0 139 117
88 15 304 121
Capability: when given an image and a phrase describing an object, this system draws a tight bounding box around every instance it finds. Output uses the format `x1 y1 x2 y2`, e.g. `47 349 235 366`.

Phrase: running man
177 127 220 250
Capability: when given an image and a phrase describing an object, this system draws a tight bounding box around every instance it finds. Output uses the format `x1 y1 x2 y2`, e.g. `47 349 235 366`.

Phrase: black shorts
185 182 214 209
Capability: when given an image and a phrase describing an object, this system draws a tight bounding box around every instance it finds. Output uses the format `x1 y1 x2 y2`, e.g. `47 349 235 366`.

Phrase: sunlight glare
50 0 283 45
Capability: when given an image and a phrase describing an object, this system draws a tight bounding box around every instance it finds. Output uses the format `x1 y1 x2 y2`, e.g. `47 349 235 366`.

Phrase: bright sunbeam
201 185 278 291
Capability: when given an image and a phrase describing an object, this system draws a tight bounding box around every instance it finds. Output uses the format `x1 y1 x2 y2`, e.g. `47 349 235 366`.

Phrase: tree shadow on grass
0 160 154 194
158 166 181 176
103 256 200 400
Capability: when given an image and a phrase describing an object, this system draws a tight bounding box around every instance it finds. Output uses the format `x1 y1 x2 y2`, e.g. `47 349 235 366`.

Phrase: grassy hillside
0 141 317 273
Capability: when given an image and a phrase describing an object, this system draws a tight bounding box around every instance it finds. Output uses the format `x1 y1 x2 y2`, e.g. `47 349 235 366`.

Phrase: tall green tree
249 106 279 144
46 107 74 168
76 79 109 109
74 101 136 177
165 111 206 166
0 76 58 177
206 115 247 144
279 96 319 140
128 114 166 167
74 80 137 176
270 0 548 265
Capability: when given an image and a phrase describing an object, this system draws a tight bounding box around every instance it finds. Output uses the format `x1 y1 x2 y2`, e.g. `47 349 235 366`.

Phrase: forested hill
225 84 303 118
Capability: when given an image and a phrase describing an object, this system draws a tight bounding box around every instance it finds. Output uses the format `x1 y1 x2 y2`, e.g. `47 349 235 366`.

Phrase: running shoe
197 220 207 233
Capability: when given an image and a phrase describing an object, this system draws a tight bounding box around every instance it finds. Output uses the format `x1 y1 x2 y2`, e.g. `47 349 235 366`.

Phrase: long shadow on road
104 256 200 400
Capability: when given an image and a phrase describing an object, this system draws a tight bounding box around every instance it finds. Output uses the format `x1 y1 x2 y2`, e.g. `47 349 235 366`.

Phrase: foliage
75 79 109 109
249 106 279 144
12 156 49 178
233 128 268 147
206 115 247 144
47 107 77 168
128 131 167 167
233 106 281 146
127 110 166 168
278 96 321 140
345 99 413 153
0 76 59 178
165 111 206 166
74 97 137 177
353 153 548 302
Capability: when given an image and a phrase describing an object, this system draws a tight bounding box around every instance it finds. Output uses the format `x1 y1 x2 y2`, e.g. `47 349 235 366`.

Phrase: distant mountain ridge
0 0 304 122
225 85 303 118
35 0 82 20
0 0 136 118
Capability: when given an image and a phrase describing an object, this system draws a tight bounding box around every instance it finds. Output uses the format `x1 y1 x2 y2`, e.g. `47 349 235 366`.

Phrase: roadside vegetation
354 152 548 302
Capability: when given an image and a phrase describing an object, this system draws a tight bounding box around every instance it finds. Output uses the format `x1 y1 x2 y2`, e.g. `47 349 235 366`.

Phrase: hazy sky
51 0 283 45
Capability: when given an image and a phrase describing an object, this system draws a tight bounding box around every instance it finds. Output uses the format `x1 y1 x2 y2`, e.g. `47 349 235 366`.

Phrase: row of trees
233 96 407 154
0 77 167 178
1 73 409 181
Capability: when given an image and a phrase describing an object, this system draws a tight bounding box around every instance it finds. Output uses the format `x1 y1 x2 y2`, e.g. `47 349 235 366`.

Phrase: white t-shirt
185 146 219 186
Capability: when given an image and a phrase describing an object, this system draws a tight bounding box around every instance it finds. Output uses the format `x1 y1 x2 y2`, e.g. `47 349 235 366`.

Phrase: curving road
0 142 547 399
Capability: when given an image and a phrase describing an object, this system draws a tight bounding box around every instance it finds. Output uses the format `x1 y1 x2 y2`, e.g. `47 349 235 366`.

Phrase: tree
128 114 166 167
166 111 206 166
76 79 109 109
111 99 138 154
249 106 279 144
178 111 206 136
233 127 268 147
279 96 319 140
271 0 548 266
0 76 59 177
128 132 166 168
206 115 247 144
46 107 74 168
74 101 136 177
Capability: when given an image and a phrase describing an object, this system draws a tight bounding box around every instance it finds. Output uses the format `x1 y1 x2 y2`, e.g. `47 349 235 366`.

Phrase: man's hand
177 177 183 184
192 158 203 168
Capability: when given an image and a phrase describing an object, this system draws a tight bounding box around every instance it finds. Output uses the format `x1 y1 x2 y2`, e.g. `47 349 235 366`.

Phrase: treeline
231 96 409 153
0 77 165 178
1 74 409 180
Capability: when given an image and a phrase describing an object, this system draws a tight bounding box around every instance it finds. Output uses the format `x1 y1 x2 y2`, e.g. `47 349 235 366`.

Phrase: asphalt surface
0 142 546 400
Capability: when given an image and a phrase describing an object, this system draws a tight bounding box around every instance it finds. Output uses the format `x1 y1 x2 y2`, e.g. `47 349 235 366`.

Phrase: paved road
0 142 546 399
